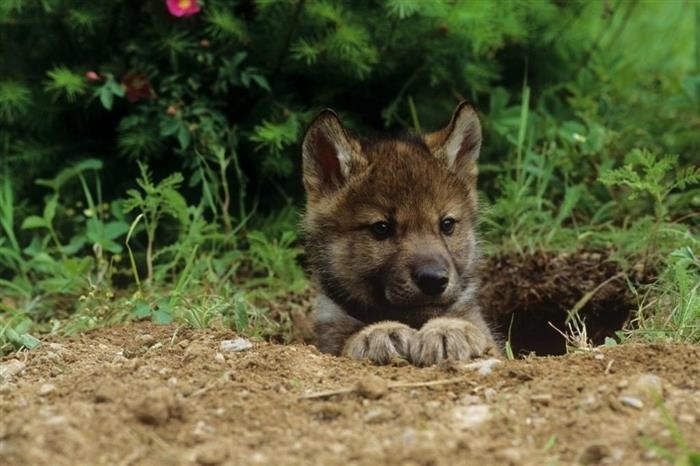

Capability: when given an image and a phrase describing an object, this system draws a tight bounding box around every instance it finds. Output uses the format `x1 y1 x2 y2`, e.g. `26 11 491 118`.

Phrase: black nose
411 260 449 297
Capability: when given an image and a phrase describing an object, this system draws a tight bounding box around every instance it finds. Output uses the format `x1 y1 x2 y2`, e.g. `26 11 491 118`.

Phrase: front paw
409 318 490 367
343 322 416 364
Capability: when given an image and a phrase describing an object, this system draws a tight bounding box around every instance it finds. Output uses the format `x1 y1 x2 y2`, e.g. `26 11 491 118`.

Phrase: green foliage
43 67 87 102
600 150 700 217
0 80 31 123
124 163 188 286
0 0 698 352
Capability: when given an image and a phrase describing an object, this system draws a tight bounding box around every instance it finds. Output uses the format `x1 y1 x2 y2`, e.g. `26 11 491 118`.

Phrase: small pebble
38 383 56 396
483 387 497 402
355 375 387 399
463 358 502 375
629 373 664 398
45 415 66 426
213 352 225 363
194 442 229 466
192 420 216 442
496 448 523 464
530 393 553 404
364 408 392 424
137 334 155 347
579 443 610 465
219 338 252 353
452 404 492 429
48 343 64 352
619 396 644 409
0 360 25 381
94 383 118 403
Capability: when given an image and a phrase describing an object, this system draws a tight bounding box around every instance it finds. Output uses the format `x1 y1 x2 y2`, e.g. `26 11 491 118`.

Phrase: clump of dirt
480 251 643 356
1 322 698 466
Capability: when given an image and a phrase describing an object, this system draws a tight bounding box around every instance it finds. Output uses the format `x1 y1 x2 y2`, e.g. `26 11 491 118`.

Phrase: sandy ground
0 322 698 466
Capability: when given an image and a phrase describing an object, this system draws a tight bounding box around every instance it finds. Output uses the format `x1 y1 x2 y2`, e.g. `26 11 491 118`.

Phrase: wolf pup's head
302 103 482 327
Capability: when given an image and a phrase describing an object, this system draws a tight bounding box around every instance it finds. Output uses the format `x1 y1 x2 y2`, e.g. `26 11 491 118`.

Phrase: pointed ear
425 102 481 182
302 109 362 200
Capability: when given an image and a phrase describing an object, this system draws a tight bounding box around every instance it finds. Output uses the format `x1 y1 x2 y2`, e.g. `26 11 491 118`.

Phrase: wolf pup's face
302 103 482 327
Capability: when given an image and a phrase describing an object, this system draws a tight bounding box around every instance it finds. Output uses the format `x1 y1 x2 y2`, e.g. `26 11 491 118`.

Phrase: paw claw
343 322 416 364
409 318 489 367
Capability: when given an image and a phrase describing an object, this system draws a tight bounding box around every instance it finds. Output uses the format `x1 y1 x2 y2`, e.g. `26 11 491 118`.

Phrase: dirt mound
480 251 641 356
1 322 698 466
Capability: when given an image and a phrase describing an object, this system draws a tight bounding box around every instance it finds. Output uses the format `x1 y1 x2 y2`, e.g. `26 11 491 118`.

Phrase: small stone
192 420 216 442
0 360 25 381
463 358 502 375
628 373 664 399
619 396 644 409
131 387 183 425
593 352 605 360
45 415 66 426
111 355 128 365
483 387 497 402
579 443 609 465
617 379 629 389
530 393 553 405
496 448 523 464
364 408 392 424
184 342 210 360
355 375 387 399
219 338 252 353
194 442 229 466
311 403 345 420
137 334 155 347
38 383 56 396
452 404 492 429
94 383 118 403
48 343 64 352
213 352 225 363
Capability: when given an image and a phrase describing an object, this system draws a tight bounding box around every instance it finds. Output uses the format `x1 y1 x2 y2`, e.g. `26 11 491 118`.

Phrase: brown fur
302 103 499 366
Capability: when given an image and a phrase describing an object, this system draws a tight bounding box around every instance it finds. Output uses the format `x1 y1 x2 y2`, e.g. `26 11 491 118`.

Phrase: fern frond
66 8 102 35
206 8 247 42
0 80 31 123
43 67 87 102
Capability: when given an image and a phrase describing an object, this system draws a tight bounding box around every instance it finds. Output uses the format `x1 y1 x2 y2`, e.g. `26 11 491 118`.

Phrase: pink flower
166 0 201 18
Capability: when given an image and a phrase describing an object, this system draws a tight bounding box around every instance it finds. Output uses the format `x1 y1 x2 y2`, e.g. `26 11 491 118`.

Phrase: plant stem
219 155 232 234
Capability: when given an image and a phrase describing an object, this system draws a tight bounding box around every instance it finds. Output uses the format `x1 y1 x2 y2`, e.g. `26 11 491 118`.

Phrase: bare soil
1 322 698 466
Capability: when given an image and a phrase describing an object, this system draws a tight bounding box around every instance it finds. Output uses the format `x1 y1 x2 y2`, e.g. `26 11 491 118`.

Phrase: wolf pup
301 102 498 366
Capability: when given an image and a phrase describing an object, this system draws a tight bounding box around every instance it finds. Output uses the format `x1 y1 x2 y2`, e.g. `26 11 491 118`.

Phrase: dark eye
440 217 456 235
370 221 393 240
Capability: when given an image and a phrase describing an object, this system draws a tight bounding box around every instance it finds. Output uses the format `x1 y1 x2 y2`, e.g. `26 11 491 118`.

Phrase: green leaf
99 86 113 110
250 73 270 92
604 337 618 347
19 333 41 349
36 158 103 191
234 294 249 331
21 216 48 230
104 221 129 240
132 301 151 319
43 195 58 224
152 309 173 325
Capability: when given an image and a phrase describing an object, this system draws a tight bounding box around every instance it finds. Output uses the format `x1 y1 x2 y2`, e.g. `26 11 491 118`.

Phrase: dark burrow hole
480 251 644 357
